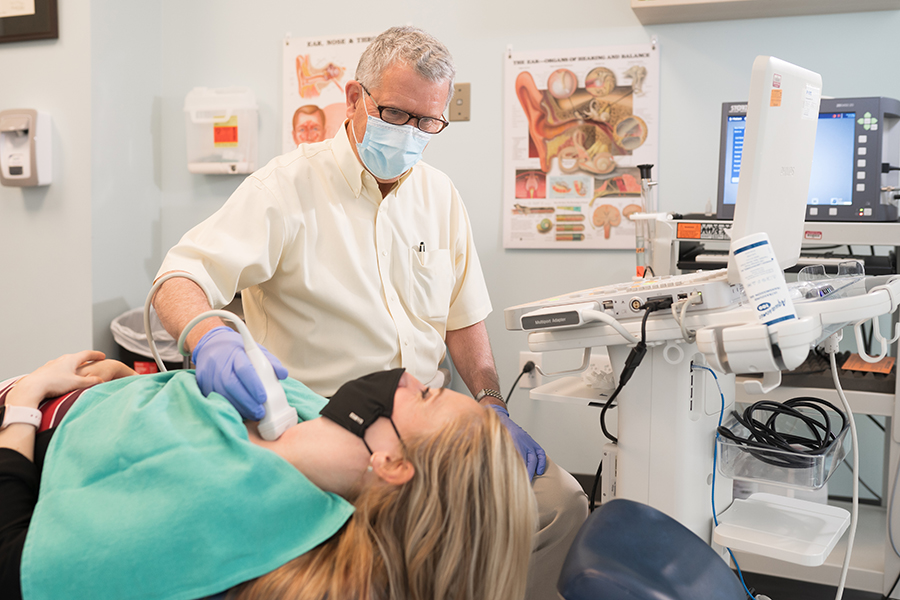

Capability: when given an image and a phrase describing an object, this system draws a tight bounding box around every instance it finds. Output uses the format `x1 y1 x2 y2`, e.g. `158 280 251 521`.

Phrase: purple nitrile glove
192 326 288 420
488 404 547 480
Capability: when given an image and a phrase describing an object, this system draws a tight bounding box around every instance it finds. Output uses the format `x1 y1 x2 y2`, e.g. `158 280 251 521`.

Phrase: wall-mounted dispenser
0 109 51 187
184 87 258 174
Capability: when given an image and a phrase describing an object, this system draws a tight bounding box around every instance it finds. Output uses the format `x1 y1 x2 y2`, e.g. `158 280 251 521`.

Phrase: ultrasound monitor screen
720 111 855 209
720 115 745 209
807 112 855 206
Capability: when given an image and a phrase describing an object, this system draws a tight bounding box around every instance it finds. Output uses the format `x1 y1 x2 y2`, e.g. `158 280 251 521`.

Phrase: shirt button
382 251 388 257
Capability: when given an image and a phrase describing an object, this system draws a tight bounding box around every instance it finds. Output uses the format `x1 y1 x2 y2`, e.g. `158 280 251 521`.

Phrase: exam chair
557 498 747 600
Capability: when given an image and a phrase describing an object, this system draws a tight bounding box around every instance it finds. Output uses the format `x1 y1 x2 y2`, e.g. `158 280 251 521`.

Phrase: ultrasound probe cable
144 272 298 441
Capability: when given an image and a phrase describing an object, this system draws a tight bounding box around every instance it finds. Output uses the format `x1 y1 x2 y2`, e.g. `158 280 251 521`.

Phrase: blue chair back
558 499 747 600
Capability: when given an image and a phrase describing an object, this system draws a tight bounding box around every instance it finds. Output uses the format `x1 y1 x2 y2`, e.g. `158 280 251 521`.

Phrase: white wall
90 0 164 358
156 3 900 477
3 1 900 481
0 1 93 379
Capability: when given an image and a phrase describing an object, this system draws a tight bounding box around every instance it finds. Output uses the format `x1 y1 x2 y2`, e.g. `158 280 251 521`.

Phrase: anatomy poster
282 33 375 154
503 44 659 249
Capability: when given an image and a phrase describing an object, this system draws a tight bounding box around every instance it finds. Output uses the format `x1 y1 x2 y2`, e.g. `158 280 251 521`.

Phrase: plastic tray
716 411 848 490
713 492 850 566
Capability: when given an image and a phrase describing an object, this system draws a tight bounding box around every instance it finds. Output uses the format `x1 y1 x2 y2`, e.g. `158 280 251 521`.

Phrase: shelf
529 376 612 406
735 380 896 417
732 501 888 594
631 0 900 25
673 219 900 247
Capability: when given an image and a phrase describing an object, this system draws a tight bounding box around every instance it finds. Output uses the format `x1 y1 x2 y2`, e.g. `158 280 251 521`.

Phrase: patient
0 351 536 600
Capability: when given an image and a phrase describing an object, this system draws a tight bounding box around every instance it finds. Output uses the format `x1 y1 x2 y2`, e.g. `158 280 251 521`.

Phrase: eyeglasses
360 84 449 134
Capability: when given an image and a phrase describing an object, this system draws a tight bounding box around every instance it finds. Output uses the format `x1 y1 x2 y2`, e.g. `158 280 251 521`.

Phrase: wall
156 3 900 481
90 0 163 359
0 1 93 379
2 1 899 486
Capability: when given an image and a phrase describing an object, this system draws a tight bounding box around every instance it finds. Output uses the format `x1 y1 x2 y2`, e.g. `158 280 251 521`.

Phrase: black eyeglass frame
359 84 449 134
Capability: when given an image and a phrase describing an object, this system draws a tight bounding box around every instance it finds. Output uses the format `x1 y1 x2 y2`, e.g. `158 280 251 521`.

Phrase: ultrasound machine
506 57 900 596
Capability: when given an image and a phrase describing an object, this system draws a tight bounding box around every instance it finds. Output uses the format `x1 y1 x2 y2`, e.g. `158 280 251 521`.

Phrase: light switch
449 83 470 122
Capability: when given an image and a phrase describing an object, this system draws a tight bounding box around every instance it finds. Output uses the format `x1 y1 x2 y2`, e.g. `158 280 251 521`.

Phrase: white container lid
184 87 257 111
713 492 850 566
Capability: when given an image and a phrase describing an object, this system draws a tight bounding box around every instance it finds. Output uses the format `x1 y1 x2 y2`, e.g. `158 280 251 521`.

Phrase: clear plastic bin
716 411 849 490
184 87 257 174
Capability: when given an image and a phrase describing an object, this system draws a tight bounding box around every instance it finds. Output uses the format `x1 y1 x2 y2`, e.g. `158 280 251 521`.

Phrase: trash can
111 307 186 374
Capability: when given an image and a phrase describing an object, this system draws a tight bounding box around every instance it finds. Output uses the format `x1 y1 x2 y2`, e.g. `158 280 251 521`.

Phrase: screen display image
717 97 900 223
721 111 855 209
807 112 855 206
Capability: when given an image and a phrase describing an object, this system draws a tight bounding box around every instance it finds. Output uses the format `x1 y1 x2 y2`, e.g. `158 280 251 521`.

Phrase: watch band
475 388 504 403
0 405 42 430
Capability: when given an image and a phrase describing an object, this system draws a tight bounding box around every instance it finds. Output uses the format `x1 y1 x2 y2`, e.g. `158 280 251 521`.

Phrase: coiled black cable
716 397 848 470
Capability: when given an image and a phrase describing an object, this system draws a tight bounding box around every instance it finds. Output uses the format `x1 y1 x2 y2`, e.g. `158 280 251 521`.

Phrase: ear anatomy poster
503 44 659 249
282 33 375 154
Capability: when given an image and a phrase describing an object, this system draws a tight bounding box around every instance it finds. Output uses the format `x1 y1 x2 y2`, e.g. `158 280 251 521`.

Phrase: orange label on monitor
677 222 703 239
214 115 239 147
842 353 895 375
769 89 782 107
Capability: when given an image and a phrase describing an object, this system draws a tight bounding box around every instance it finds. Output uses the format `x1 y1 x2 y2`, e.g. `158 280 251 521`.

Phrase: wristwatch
0 405 42 430
475 388 504 403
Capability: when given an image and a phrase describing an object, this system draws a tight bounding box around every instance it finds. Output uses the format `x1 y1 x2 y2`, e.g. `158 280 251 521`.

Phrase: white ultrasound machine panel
505 56 900 574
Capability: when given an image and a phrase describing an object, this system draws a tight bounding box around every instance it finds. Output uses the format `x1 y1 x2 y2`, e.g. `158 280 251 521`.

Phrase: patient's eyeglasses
360 84 449 134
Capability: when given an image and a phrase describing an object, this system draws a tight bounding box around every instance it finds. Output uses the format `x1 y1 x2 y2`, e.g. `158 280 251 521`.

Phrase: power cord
599 298 669 444
506 360 536 402
671 292 702 343
592 299 671 512
824 335 859 600
694 364 756 600
589 460 602 513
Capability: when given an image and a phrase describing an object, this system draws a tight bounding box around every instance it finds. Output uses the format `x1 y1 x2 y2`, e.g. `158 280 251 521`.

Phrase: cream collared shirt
159 122 491 396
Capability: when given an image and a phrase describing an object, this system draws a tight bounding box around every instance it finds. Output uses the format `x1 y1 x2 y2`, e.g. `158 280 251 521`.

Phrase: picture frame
0 0 58 44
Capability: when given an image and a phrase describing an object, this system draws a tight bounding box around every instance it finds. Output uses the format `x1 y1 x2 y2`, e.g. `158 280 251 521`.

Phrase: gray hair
355 26 456 109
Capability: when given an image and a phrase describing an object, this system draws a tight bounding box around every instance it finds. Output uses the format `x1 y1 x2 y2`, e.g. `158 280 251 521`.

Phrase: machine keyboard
504 269 743 331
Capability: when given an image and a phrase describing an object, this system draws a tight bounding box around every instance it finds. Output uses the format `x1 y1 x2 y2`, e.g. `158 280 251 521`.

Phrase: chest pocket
408 248 453 322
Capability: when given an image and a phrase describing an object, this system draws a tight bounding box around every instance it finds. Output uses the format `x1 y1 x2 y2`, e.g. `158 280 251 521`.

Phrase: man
291 104 327 146
153 26 587 600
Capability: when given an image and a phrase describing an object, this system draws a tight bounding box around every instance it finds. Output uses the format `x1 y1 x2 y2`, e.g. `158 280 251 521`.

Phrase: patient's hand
78 358 137 382
8 350 114 409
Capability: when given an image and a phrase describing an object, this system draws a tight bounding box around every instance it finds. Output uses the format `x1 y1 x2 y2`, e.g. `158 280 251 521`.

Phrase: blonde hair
228 407 536 600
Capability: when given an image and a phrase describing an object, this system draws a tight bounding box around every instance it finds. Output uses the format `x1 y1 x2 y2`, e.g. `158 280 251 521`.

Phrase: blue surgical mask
354 116 431 180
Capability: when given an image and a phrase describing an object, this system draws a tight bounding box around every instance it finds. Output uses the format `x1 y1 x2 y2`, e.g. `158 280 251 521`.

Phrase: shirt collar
333 120 415 200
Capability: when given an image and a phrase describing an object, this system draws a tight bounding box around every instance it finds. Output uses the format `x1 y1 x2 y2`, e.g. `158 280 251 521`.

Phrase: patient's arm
1 351 121 462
